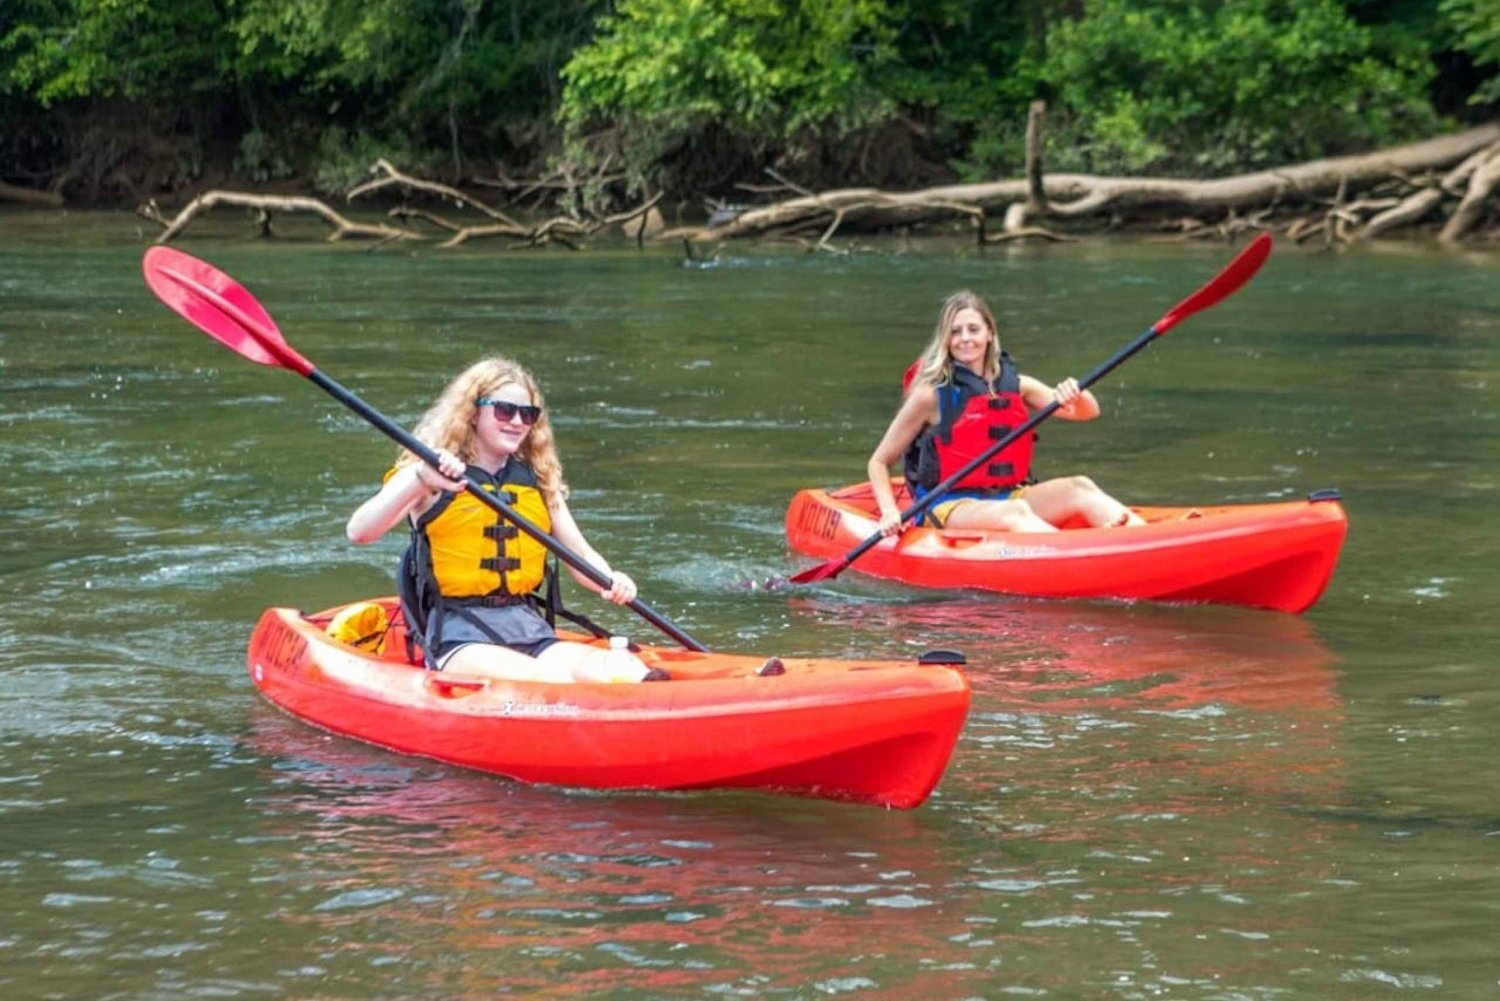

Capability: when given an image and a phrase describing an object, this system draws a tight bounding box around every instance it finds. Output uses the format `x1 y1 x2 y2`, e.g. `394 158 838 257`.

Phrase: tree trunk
0 180 63 207
665 123 1500 248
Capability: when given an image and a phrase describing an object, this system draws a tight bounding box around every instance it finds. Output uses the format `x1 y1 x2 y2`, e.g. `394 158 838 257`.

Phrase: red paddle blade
1154 232 1272 335
142 246 313 376
788 559 848 585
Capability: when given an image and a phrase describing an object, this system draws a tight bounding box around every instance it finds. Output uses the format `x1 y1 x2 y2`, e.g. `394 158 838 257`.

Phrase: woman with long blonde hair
868 291 1143 537
347 356 663 684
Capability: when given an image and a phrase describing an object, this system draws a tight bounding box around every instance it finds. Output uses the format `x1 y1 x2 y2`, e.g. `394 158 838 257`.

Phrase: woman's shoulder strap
496 456 540 487
994 351 1021 393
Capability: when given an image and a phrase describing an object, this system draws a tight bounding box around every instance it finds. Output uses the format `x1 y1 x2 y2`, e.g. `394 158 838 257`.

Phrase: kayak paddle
787 232 1274 586
142 246 708 652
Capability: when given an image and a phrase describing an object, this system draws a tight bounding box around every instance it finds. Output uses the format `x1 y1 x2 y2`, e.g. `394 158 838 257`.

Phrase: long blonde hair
397 356 567 500
910 290 1001 392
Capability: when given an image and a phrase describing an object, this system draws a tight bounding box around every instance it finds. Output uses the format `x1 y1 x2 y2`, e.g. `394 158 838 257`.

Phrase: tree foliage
0 0 1494 201
561 0 893 132
1036 0 1440 174
557 0 1455 184
1441 0 1500 105
0 0 227 105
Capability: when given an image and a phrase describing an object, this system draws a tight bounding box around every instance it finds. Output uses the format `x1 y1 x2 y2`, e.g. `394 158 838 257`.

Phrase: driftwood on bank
352 158 662 248
139 157 663 249
0 180 64 207
135 122 1500 250
1439 141 1500 242
666 122 1500 250
139 189 418 244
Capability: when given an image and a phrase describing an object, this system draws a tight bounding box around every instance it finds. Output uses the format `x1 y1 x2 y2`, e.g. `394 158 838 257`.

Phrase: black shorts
425 599 558 668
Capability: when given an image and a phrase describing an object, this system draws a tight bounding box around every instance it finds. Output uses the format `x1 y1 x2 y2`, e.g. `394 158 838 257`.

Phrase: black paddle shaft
310 369 709 652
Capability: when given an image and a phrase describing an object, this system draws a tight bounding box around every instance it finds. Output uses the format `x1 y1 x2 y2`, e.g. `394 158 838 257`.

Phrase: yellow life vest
406 459 552 598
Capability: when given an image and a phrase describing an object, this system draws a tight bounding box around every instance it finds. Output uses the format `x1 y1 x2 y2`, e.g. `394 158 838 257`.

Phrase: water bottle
603 635 635 683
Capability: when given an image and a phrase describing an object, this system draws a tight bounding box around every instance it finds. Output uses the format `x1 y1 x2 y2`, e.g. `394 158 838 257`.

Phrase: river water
2 209 1497 998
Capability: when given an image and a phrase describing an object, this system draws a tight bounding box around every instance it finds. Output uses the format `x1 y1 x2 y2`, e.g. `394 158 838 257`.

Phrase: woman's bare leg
440 642 575 682
1024 475 1144 528
940 497 1059 533
439 640 648 683
538 641 651 683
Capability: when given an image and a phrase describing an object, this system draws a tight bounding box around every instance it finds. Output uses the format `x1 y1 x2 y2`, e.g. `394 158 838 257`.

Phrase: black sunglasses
476 397 542 426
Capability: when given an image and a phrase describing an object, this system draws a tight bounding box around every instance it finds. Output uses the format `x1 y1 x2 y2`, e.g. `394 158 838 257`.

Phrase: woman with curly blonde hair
347 356 663 684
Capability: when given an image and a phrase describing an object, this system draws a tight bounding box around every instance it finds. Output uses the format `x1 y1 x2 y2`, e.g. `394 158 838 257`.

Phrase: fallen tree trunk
135 123 1500 251
665 123 1500 249
1439 142 1500 244
0 180 64 207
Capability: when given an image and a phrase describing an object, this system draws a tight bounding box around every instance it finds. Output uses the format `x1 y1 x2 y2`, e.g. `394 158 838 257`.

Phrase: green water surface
2 208 1497 998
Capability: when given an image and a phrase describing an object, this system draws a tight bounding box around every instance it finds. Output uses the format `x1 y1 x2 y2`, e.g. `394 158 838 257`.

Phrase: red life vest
902 354 1035 492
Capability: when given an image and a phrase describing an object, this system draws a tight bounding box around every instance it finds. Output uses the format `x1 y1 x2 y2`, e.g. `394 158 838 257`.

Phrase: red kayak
247 599 971 809
785 481 1347 613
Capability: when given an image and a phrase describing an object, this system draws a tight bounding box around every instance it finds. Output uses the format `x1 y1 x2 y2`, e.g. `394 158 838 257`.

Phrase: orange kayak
785 482 1347 613
247 599 971 809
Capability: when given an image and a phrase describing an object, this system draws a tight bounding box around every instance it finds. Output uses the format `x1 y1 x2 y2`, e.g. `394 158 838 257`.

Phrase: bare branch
144 190 418 244
1440 144 1500 244
351 158 523 227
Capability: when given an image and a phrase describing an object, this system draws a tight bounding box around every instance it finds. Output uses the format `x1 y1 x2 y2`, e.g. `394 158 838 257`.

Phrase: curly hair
910 290 1001 392
397 356 567 500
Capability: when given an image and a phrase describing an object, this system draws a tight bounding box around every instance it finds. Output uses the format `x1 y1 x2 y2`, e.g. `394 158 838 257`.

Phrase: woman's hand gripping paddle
142 246 708 652
786 232 1275 586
